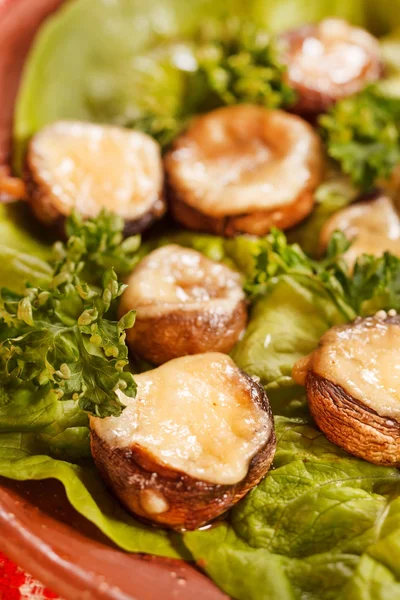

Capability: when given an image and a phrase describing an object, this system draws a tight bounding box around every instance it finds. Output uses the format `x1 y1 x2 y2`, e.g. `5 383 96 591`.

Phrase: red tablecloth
0 552 61 600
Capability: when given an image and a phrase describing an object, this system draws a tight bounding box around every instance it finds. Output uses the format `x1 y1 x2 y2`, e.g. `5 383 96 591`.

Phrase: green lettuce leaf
0 203 51 257
13 0 247 169
198 254 400 599
252 0 366 34
231 276 346 416
0 431 181 558
0 205 189 558
0 203 52 292
0 382 181 557
185 417 400 600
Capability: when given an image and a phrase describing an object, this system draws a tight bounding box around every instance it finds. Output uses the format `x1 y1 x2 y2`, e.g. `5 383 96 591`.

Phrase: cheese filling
121 244 245 319
165 106 322 217
91 353 272 484
293 315 400 420
29 121 163 219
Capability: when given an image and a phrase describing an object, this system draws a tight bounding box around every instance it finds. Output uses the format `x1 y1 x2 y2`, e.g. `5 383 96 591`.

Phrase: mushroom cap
281 18 383 115
319 194 400 267
165 105 323 236
296 314 400 466
90 353 276 530
306 370 400 466
119 244 247 364
25 121 166 233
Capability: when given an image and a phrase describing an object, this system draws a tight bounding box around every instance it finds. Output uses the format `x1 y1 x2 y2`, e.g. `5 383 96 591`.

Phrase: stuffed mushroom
164 105 323 236
293 312 400 465
281 18 382 115
24 121 166 234
319 194 400 267
119 244 247 364
90 353 276 530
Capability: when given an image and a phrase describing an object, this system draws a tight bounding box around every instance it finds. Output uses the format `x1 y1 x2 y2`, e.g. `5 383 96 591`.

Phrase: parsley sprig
246 228 400 320
195 19 296 108
129 20 296 145
0 211 140 418
320 88 400 191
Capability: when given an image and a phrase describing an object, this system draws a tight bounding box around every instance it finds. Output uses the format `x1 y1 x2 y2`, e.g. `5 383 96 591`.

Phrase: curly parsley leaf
245 228 400 320
0 212 138 418
64 210 141 279
320 88 400 191
124 20 295 146
195 18 296 109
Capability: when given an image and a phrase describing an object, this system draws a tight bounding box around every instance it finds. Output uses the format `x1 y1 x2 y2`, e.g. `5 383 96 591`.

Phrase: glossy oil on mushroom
90 352 276 530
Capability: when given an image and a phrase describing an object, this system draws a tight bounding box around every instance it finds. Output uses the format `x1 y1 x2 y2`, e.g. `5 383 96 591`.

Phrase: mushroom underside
127 301 247 365
306 370 400 466
168 188 315 237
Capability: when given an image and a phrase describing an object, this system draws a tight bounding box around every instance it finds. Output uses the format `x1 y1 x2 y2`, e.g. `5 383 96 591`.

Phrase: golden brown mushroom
119 244 247 365
281 18 383 115
293 312 400 465
319 194 400 267
90 353 276 530
25 121 166 234
164 105 323 236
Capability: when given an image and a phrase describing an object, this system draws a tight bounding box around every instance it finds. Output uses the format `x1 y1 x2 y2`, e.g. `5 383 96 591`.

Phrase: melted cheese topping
121 244 245 318
293 316 400 420
30 121 163 219
320 195 400 267
165 105 322 217
91 353 272 484
286 19 380 95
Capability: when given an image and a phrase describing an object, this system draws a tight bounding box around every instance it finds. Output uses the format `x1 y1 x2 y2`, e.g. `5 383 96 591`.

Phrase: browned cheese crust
90 373 276 531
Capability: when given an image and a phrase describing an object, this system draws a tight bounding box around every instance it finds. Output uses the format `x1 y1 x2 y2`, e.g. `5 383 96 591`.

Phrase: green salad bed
2 0 400 598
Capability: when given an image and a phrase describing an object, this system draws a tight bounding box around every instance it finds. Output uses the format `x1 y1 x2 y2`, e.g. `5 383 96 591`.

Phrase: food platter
2 1 400 600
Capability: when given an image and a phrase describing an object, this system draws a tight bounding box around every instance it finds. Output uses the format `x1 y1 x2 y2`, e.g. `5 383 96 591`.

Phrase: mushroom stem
0 166 26 202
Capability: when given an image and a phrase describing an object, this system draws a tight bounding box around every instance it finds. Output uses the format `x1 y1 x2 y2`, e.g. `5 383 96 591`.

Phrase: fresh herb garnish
128 20 296 145
0 211 139 418
64 210 141 279
320 88 400 190
131 113 186 148
195 19 296 108
246 228 400 320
